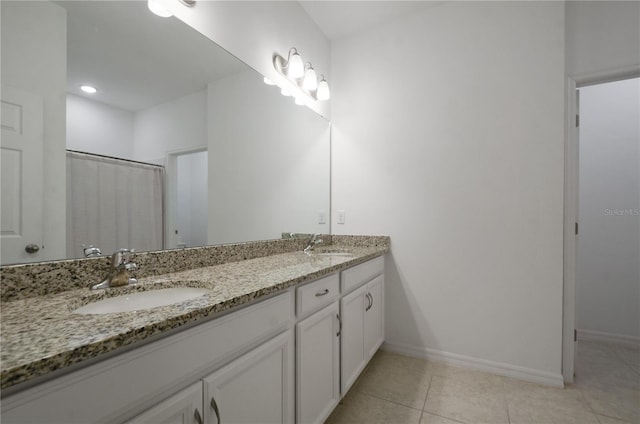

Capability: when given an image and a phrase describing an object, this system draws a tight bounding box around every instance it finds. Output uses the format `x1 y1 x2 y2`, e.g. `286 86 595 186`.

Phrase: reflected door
1 85 44 265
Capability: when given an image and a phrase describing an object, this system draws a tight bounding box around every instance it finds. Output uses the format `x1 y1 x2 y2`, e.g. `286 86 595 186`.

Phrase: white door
340 284 367 395
364 275 385 359
296 302 340 424
1 85 44 265
203 330 294 424
125 381 203 424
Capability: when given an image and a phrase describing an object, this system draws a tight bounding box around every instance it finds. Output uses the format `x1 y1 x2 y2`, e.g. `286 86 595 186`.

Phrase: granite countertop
0 244 388 391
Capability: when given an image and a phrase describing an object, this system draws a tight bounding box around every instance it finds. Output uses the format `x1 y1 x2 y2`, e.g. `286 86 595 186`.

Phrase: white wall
177 151 208 248
207 70 330 245
1 1 67 261
133 90 207 163
66 94 134 159
331 1 565 382
566 1 640 83
167 0 331 119
577 78 640 341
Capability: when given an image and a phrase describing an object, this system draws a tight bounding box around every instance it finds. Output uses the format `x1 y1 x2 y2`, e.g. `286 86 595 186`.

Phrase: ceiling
56 1 247 112
298 1 443 41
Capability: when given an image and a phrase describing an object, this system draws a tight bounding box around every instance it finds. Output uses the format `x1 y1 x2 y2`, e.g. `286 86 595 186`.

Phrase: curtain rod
66 149 164 169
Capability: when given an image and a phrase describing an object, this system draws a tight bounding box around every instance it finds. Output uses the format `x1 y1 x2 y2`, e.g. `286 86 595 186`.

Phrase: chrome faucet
303 233 323 253
91 249 138 290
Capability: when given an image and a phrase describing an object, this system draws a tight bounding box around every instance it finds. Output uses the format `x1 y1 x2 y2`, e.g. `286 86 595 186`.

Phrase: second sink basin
312 248 356 257
73 287 211 314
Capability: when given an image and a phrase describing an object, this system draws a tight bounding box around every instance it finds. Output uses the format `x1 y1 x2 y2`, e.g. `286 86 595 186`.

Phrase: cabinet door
296 302 340 424
340 284 368 395
203 330 294 424
125 381 203 424
364 275 385 359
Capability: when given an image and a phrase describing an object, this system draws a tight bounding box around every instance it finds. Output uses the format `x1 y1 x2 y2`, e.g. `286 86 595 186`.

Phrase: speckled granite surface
0 236 389 390
0 237 324 302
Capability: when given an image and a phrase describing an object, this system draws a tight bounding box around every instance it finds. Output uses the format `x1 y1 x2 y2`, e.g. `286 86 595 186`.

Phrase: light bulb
263 77 275 86
287 49 304 79
303 65 318 91
80 85 97 94
316 77 330 101
148 0 172 17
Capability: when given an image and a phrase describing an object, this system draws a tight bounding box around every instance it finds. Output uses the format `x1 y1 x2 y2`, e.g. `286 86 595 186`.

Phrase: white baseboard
382 341 564 388
577 329 640 347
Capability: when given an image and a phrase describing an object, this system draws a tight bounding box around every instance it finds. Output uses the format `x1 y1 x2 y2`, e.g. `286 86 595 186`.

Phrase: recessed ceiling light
80 85 97 94
148 0 172 17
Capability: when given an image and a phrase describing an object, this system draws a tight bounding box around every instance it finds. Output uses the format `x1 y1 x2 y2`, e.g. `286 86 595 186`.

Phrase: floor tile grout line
417 374 433 423
358 390 424 413
501 376 512 424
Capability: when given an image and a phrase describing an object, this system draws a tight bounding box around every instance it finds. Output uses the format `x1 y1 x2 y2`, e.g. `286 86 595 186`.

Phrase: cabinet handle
315 288 330 297
210 397 221 424
337 313 342 337
194 408 203 424
365 292 373 311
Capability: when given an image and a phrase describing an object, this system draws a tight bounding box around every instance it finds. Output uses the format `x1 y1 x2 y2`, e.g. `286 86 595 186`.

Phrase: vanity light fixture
316 76 330 101
281 48 304 79
271 47 330 104
302 63 318 91
80 85 97 94
148 0 195 18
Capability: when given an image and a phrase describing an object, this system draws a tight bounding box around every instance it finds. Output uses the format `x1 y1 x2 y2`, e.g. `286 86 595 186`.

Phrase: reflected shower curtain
66 151 164 259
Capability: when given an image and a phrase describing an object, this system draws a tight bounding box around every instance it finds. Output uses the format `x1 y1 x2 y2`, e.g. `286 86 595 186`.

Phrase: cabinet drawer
341 256 384 294
296 274 339 318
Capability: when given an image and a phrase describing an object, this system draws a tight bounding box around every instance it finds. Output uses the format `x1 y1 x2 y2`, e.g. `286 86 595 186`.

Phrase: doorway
563 76 640 383
166 148 208 249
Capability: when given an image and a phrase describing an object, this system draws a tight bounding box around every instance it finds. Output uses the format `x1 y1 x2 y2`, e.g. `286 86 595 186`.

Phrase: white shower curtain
66 151 164 259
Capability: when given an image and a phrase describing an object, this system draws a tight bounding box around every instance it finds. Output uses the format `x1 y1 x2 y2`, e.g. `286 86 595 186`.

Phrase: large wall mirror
0 1 330 265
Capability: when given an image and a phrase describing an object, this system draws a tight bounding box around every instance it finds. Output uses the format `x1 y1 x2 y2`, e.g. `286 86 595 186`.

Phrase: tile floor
325 340 640 424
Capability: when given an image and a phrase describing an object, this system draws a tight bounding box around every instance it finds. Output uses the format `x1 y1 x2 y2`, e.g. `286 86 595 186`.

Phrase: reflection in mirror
0 0 330 265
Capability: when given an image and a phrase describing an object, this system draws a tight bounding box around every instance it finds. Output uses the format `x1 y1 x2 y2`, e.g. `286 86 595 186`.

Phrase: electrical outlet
337 210 345 224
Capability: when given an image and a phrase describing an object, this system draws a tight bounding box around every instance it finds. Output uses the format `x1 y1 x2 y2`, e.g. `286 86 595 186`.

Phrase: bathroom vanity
0 236 388 424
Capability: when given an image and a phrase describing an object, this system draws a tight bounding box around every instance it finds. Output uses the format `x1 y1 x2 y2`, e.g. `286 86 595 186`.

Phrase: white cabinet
126 382 203 424
363 274 384 360
2 255 386 424
340 274 385 395
296 302 340 424
1 292 293 424
203 330 294 424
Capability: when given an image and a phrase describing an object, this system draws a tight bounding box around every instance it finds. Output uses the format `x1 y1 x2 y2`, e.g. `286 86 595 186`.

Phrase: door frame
562 67 640 383
165 147 207 249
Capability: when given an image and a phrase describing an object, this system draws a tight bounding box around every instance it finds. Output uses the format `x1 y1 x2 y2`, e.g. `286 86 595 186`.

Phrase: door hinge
576 114 579 127
574 329 577 342
575 222 578 235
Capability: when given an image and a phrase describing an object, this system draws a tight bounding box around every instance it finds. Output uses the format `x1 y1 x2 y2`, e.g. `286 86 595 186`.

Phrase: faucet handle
83 245 102 257
111 248 135 266
123 262 138 271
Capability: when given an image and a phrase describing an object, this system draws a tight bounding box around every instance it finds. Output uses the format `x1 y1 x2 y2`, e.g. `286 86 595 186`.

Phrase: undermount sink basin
73 287 211 314
312 248 356 257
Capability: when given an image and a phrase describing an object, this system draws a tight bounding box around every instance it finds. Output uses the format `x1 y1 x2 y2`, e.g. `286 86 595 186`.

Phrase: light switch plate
318 210 326 224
